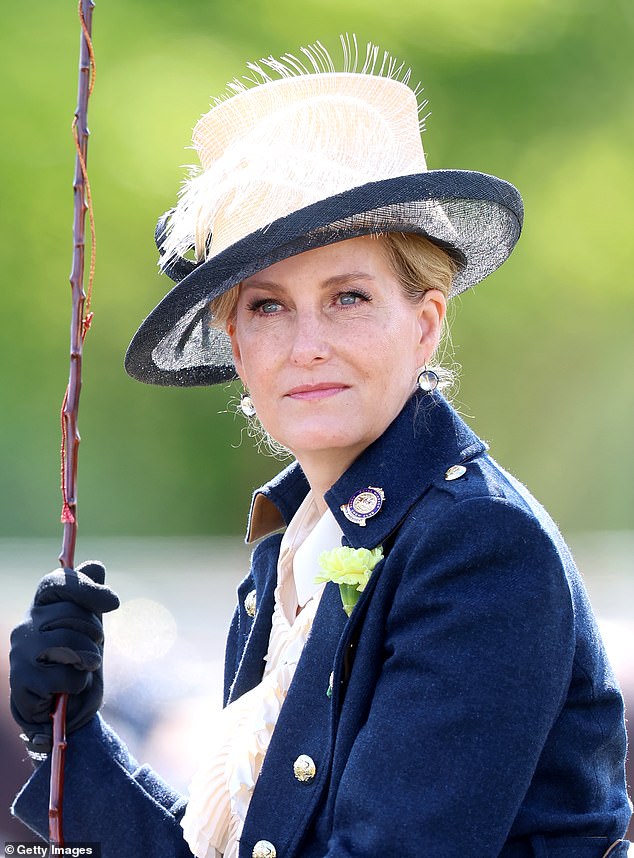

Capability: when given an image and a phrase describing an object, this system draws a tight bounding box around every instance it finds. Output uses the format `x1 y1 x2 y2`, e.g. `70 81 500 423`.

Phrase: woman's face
228 235 446 471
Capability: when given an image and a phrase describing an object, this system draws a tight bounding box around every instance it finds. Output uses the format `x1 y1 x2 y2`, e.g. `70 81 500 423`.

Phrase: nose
289 308 331 367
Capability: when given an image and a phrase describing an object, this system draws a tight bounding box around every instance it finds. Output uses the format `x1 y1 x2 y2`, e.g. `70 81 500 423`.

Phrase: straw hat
125 38 523 387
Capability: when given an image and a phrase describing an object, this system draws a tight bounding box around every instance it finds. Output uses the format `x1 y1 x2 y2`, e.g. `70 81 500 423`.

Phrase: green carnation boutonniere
315 545 384 616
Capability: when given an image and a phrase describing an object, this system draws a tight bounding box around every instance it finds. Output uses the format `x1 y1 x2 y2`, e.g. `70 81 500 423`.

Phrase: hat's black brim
125 170 523 387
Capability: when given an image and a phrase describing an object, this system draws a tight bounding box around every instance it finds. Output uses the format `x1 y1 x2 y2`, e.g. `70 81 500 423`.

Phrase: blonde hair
378 232 457 301
209 231 457 328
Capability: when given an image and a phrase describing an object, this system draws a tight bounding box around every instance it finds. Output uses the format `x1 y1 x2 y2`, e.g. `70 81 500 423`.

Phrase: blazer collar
245 391 487 548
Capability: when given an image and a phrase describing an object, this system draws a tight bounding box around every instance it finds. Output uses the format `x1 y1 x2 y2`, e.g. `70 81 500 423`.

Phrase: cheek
237 343 285 410
232 327 268 382
367 317 421 372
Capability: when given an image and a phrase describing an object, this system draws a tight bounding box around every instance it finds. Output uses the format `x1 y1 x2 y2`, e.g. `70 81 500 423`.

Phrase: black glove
9 561 120 759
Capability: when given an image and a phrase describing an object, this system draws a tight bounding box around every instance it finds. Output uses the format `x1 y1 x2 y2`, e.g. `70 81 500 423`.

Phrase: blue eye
337 290 370 305
260 300 282 313
248 298 282 314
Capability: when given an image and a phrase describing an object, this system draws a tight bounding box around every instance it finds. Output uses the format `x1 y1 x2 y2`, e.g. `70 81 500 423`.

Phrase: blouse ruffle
181 493 341 858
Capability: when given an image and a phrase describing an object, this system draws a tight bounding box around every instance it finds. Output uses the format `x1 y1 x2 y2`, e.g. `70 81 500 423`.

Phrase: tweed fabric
13 392 632 857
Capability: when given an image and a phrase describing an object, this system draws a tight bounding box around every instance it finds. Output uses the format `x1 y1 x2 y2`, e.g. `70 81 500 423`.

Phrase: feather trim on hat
159 36 429 271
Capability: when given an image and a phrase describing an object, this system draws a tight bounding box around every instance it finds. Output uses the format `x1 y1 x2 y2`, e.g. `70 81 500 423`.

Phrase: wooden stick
49 0 96 845
49 693 68 844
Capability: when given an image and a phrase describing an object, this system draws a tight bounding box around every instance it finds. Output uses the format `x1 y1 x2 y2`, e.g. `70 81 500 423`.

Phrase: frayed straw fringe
215 35 424 115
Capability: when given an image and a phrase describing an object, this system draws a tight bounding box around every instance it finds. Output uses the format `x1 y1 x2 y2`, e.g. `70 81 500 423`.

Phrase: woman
9 39 631 858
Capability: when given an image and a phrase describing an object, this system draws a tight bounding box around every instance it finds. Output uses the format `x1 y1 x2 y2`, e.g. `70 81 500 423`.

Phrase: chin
281 426 368 458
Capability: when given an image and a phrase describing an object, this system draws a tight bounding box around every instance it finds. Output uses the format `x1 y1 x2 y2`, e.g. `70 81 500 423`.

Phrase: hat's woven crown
163 74 427 265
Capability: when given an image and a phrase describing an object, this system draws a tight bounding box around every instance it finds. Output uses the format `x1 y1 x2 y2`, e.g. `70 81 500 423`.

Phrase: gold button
252 840 276 858
445 464 467 481
244 589 257 618
293 753 317 783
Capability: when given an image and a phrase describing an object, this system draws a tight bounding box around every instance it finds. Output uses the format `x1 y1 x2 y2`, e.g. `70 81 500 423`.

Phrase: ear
226 321 247 386
415 289 447 364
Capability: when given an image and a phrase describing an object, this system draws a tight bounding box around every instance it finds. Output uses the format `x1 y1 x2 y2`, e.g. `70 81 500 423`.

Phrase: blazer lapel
239 582 348 857
228 534 282 704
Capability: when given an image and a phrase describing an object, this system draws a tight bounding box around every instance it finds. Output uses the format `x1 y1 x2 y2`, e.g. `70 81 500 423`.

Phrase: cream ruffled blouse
181 492 343 858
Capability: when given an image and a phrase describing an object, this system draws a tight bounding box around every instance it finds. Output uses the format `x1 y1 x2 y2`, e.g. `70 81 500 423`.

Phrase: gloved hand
9 561 120 759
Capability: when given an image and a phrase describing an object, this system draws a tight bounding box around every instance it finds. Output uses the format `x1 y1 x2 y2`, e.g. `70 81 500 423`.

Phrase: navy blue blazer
13 391 632 857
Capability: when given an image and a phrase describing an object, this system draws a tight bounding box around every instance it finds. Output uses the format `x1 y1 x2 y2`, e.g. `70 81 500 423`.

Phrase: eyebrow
241 272 377 291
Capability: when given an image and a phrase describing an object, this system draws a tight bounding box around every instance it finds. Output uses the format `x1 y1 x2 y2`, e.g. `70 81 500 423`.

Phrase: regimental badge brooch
341 486 385 526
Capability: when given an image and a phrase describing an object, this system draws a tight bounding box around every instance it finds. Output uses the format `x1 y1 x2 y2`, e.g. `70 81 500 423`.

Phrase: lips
285 382 349 401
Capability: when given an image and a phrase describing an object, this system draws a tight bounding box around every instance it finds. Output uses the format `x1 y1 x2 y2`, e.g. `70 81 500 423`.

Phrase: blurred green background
1 0 633 541
1 0 634 845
